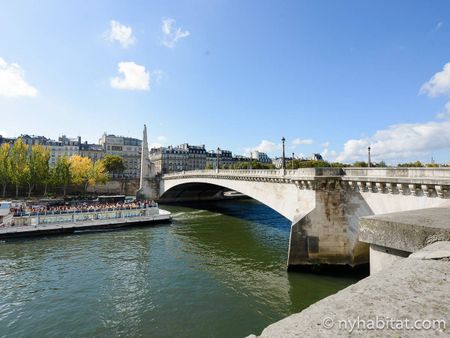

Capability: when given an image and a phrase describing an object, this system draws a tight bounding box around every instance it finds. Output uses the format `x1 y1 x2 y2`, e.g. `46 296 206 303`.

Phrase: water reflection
0 200 360 338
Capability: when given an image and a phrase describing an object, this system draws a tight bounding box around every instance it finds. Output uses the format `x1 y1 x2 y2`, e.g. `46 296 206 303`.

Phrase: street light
250 151 253 170
292 152 295 170
281 137 286 170
368 146 371 167
217 147 220 173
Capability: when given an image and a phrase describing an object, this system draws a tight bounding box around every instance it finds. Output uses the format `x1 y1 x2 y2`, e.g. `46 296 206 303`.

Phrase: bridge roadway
145 167 450 269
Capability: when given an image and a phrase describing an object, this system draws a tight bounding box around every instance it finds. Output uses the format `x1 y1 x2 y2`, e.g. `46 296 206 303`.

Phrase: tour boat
0 201 13 227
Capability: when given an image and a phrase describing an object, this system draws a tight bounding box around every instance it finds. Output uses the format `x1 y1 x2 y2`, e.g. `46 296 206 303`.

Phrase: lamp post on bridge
281 137 286 173
216 147 220 173
368 146 372 167
250 151 253 170
292 152 295 170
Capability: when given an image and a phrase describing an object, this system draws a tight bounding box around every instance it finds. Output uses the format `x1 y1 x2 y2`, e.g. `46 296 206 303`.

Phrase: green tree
397 161 423 167
0 143 10 197
353 161 368 167
25 145 50 197
425 163 439 167
102 155 125 178
296 160 331 168
52 156 71 196
205 163 213 169
330 162 347 167
8 138 29 197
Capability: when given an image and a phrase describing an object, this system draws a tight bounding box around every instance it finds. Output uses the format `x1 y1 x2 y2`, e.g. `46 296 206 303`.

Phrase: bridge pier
287 179 369 269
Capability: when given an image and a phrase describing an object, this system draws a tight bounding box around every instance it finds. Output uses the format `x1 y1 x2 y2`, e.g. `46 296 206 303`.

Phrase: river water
0 200 361 337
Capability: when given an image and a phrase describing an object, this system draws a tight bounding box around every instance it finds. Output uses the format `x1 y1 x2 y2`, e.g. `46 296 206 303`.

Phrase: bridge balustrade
163 168 344 179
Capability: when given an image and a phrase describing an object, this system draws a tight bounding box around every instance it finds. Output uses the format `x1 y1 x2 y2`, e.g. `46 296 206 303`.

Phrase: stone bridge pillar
136 124 160 200
288 178 369 269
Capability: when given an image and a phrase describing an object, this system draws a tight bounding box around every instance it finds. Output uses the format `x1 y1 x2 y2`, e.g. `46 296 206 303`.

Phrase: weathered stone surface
410 241 450 260
369 244 409 274
360 207 450 253
250 254 450 337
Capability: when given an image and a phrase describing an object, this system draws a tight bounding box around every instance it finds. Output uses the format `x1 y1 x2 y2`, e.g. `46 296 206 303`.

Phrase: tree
69 155 92 192
330 162 347 168
0 143 10 197
353 161 368 167
397 161 423 167
25 145 50 197
87 160 107 192
205 163 213 169
8 138 29 197
52 156 71 196
102 155 125 178
69 155 107 193
425 163 439 167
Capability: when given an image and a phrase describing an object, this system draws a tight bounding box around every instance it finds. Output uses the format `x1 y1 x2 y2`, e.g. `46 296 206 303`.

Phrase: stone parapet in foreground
250 243 450 337
250 207 450 337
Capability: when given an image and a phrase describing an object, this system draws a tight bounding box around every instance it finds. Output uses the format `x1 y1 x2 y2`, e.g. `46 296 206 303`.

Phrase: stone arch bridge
145 168 450 269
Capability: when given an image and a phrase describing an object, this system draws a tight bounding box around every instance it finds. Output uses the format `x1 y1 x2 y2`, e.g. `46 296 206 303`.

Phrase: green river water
0 200 361 337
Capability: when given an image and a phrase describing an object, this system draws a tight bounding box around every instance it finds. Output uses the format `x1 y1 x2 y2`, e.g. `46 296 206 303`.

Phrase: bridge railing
342 167 450 178
163 168 343 179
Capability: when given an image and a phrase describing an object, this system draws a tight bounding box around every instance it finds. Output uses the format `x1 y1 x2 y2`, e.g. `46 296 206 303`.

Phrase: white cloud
0 57 38 98
420 62 450 97
156 135 167 142
436 102 450 119
110 62 150 91
292 137 313 146
245 140 281 155
321 148 337 160
105 20 136 48
321 141 330 148
336 120 450 162
161 18 190 48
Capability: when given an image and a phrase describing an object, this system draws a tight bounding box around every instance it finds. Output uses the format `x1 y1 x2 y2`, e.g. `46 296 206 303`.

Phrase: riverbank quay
0 208 171 239
250 207 450 337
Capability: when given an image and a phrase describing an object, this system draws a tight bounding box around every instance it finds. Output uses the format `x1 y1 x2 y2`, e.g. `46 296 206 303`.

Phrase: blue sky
1 0 450 163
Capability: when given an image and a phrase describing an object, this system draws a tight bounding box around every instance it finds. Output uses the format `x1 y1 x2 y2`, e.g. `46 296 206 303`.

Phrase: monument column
137 124 159 200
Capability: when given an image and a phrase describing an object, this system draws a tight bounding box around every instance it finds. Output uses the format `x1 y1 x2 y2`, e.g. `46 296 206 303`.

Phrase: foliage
8 138 29 196
51 156 71 196
25 145 50 196
205 163 213 169
425 163 439 167
68 155 92 189
89 160 107 187
0 143 10 196
397 161 424 167
102 155 125 176
287 159 332 168
0 140 108 197
232 161 275 169
68 155 107 192
330 162 347 168
353 161 368 167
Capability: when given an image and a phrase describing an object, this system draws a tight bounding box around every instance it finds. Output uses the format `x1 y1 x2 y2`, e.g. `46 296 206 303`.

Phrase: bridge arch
160 177 316 223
